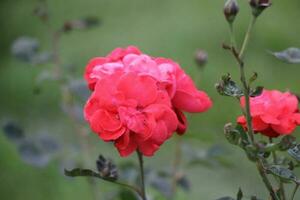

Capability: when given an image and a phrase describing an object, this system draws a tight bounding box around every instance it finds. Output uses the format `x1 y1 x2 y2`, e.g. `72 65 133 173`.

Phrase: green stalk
239 16 257 59
290 184 299 200
227 15 280 200
269 138 286 200
137 151 147 200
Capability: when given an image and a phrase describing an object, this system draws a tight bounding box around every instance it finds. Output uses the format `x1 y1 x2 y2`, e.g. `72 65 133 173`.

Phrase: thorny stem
226 15 280 200
290 184 299 200
137 151 147 200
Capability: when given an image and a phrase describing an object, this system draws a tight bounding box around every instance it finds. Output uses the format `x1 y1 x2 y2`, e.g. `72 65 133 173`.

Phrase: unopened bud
249 0 272 17
224 0 239 24
194 49 208 68
96 155 118 180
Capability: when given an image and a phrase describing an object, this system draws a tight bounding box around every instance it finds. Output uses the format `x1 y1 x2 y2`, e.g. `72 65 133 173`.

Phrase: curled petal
84 57 107 90
174 109 187 135
108 46 141 61
172 90 212 113
294 113 300 124
117 73 158 107
115 131 138 157
252 116 269 131
138 140 160 157
90 110 125 140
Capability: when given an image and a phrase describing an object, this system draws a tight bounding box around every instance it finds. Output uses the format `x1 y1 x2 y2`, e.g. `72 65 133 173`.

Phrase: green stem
137 151 147 200
239 63 255 143
170 136 182 199
229 23 237 49
228 15 279 200
290 184 299 200
269 138 286 200
239 16 257 59
111 180 142 195
256 161 280 200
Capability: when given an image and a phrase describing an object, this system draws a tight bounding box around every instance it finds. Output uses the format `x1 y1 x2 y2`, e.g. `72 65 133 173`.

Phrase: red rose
84 46 212 135
83 46 212 156
237 90 300 137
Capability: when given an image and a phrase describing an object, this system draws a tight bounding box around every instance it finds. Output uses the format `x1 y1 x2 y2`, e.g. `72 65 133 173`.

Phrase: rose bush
237 89 300 137
84 46 212 156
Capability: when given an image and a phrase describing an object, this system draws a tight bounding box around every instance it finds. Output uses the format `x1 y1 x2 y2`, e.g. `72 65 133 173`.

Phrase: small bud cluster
96 155 118 180
223 0 272 24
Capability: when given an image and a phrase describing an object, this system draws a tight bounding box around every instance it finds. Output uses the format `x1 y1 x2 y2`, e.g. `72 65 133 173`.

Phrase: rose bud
194 49 208 68
224 0 239 24
249 0 272 17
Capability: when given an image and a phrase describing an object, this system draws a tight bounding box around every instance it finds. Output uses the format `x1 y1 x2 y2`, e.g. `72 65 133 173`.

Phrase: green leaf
216 197 235 200
279 136 296 151
64 168 118 182
266 165 298 183
269 47 300 64
64 168 101 178
250 86 263 97
249 72 258 85
235 125 249 143
119 189 138 200
250 196 263 200
216 74 243 98
288 144 300 162
237 188 243 200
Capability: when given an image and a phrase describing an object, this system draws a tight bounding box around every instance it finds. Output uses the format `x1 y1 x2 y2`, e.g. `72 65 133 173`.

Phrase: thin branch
290 184 299 200
170 136 182 199
269 138 286 200
137 151 147 200
224 14 280 200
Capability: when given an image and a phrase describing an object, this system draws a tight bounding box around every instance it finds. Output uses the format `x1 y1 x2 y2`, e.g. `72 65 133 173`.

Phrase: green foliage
216 74 243 98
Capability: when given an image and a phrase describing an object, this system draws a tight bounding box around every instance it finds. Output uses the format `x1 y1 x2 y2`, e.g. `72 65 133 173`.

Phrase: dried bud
63 17 100 33
33 2 49 22
278 135 296 151
224 123 240 145
96 155 118 180
249 0 272 17
194 49 208 68
224 0 239 24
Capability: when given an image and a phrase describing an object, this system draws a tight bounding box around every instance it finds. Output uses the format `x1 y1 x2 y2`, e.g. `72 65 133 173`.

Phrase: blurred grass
0 0 300 199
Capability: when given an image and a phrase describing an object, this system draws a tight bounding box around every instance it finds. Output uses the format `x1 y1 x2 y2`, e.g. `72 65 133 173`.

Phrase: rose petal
84 57 107 90
90 110 125 140
115 131 137 157
172 90 212 113
117 73 158 107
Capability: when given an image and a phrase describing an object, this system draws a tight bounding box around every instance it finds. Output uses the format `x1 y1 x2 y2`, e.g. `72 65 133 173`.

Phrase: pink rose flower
237 90 300 137
84 46 212 135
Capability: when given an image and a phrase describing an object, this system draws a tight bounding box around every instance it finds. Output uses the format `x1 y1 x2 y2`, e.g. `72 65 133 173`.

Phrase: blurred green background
1 0 300 199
